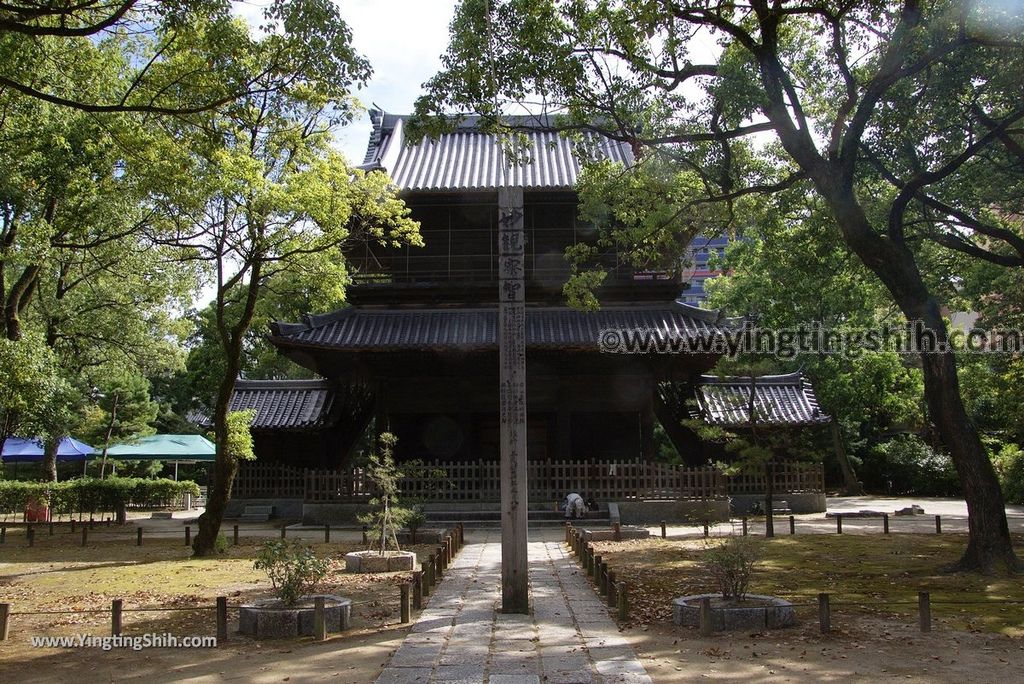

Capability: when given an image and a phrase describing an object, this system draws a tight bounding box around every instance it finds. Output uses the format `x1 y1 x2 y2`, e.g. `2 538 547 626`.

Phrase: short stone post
280 526 286 539
598 560 608 595
836 515 843 534
233 524 239 546
136 527 143 546
617 582 628 621
586 544 595 576
818 593 831 634
423 560 433 596
883 513 890 534
27 526 34 547
446 535 453 565
918 591 931 633
935 515 941 534
89 517 95 529
607 570 617 608
660 520 666 538
699 597 712 636
413 571 423 610
742 517 748 536
111 599 123 636
613 522 621 542
565 522 571 545
400 583 411 624
594 555 603 590
703 520 709 538
49 521 54 536
0 527 5 544
81 526 88 547
0 602 9 641
216 596 228 643
324 524 331 543
436 545 445 576
185 525 191 547
314 596 326 641
789 515 795 535
362 525 368 545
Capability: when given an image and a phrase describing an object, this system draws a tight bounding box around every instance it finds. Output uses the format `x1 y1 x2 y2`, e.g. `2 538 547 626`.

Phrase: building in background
679 234 730 306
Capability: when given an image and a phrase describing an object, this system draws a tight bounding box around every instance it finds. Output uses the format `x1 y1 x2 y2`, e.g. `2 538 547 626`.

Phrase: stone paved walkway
374 536 652 684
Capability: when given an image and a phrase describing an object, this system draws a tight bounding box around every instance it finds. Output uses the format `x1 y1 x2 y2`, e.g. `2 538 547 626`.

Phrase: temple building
217 111 831 515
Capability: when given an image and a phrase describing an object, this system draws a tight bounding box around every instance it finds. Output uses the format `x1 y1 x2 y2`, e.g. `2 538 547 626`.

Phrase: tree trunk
192 371 240 556
830 421 864 495
824 189 1019 572
42 435 59 482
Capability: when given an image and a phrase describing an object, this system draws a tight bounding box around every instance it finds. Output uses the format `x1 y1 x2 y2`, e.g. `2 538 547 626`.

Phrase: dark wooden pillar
498 187 528 614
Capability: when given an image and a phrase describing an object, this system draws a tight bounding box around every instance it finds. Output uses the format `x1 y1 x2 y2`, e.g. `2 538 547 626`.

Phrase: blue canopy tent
1 436 95 462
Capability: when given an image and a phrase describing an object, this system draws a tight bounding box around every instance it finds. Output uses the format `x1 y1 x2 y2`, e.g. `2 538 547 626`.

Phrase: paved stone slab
374 537 650 684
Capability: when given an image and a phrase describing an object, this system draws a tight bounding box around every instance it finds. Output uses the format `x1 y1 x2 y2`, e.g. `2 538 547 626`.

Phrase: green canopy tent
106 434 216 480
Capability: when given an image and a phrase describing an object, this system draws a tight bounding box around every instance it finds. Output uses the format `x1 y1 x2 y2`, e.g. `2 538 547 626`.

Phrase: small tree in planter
358 432 411 555
253 540 330 606
701 536 763 602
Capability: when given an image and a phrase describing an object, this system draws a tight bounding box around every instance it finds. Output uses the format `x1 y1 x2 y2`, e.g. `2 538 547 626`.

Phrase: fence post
703 521 709 538
918 591 931 633
789 515 795 535
216 596 228 642
280 526 286 540
0 603 8 641
322 524 330 544
70 519 76 533
81 526 88 547
742 517 748 536
661 521 667 539
617 582 628 621
362 525 368 545
233 525 239 546
185 525 191 547
0 527 5 544
606 570 617 608
26 526 34 547
613 522 621 542
836 515 843 534
111 599 123 637
818 593 831 634
424 559 434 595
699 597 712 636
934 515 941 534
413 571 423 610
594 555 604 592
136 527 143 547
314 596 326 641
49 521 54 536
400 584 411 624
565 522 571 545
883 513 890 534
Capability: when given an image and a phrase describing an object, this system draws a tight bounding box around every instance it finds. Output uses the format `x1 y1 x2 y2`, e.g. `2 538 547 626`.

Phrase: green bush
858 435 960 496
701 536 763 601
0 477 200 517
253 541 330 605
992 442 1024 504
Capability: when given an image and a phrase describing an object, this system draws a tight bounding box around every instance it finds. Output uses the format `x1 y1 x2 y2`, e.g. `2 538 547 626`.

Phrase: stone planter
672 594 795 631
239 595 351 639
344 549 417 573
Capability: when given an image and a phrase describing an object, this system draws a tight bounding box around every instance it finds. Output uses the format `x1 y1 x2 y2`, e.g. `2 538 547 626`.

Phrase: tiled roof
692 372 830 427
190 380 337 430
270 301 723 352
360 111 633 191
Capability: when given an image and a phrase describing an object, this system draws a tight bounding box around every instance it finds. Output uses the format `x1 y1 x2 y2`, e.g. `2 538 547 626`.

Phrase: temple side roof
270 301 725 352
189 379 337 430
360 111 634 192
692 372 830 427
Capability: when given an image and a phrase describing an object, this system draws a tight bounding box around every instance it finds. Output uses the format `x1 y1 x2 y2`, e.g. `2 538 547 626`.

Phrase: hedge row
0 477 201 516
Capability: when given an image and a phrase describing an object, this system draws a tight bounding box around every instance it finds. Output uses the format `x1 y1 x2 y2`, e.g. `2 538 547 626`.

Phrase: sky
332 0 457 163
233 0 456 162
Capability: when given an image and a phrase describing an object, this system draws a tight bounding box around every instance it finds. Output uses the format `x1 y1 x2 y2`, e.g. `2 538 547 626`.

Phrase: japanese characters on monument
497 187 528 613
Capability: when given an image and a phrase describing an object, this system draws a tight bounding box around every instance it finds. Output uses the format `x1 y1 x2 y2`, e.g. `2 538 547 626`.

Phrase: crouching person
563 492 587 520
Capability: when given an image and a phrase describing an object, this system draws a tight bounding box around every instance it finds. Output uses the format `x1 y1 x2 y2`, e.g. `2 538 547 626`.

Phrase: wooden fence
233 461 824 503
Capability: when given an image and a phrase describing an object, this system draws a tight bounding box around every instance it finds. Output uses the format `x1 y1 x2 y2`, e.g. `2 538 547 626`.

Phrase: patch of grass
592 533 1024 636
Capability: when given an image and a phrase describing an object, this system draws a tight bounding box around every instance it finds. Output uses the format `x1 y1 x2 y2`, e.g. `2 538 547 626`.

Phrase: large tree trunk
825 189 1019 573
42 435 59 482
192 372 239 556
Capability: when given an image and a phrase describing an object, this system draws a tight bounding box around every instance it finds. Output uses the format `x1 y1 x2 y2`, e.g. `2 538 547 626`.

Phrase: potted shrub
239 540 351 638
345 433 418 572
672 536 796 630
